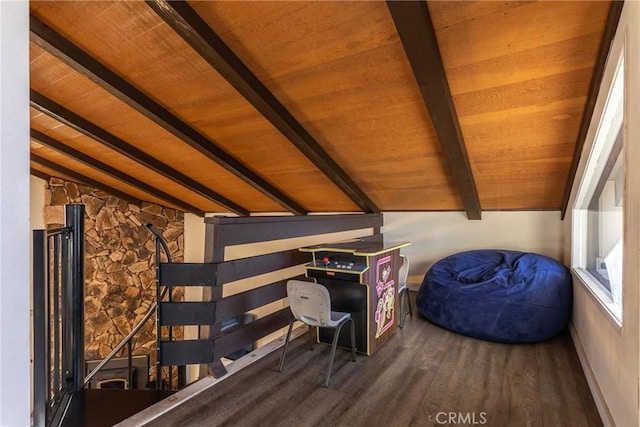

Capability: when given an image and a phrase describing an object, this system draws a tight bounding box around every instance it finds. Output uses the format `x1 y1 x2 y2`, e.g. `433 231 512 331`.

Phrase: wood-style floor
147 300 601 427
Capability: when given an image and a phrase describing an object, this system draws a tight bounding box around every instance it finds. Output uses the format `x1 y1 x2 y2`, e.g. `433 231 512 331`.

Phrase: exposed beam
29 15 306 215
146 0 380 214
561 0 624 219
30 162 144 207
30 91 249 216
29 168 54 183
387 1 481 220
31 130 205 216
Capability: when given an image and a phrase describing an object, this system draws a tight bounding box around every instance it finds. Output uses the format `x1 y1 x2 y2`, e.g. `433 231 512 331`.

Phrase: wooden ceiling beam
30 162 144 207
29 168 53 183
145 0 380 214
30 90 249 216
29 15 306 215
561 0 624 219
387 1 481 220
31 130 205 216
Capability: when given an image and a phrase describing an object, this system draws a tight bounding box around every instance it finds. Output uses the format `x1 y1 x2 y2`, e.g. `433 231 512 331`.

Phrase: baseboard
568 323 615 427
115 325 308 427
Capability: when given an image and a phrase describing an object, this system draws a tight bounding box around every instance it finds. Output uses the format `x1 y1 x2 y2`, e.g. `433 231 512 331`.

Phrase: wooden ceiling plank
29 161 144 207
30 90 249 216
561 0 624 219
30 129 205 216
387 1 481 220
29 14 305 215
145 0 379 214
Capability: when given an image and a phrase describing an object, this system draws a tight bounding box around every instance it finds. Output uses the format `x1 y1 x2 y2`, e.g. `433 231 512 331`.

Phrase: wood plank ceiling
29 1 615 218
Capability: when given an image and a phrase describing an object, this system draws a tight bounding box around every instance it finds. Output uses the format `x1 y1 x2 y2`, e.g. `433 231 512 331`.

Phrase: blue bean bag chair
416 250 572 343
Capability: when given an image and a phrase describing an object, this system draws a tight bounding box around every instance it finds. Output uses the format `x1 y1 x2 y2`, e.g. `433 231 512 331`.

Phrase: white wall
30 176 45 230
184 211 563 296
184 212 563 284
0 1 30 425
564 2 640 426
383 211 564 286
183 213 206 383
29 176 45 413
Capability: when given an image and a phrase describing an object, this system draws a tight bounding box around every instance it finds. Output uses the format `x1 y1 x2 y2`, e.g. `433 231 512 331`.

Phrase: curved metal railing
82 224 171 388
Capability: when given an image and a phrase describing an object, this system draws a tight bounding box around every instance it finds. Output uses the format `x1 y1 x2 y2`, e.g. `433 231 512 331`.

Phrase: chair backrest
287 280 332 327
398 255 409 291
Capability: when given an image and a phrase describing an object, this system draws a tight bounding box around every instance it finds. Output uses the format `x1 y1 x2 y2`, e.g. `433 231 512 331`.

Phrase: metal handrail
44 226 72 237
147 223 173 263
82 287 167 387
82 224 172 387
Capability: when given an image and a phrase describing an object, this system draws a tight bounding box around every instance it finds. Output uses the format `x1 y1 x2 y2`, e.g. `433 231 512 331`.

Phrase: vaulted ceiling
29 1 618 218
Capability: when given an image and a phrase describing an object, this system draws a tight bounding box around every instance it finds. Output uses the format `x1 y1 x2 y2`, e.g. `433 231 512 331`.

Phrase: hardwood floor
146 301 601 427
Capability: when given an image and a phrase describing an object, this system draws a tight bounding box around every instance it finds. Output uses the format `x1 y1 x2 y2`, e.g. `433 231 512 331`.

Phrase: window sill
572 267 622 328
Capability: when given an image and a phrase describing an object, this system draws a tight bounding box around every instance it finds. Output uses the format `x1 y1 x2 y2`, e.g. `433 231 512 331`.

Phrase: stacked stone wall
44 178 184 380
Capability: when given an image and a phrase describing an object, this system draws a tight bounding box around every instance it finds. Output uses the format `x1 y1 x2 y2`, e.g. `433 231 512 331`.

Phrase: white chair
278 280 356 387
398 255 413 328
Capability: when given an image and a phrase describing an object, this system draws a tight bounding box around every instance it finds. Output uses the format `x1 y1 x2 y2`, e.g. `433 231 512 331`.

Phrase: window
585 128 623 302
572 53 624 323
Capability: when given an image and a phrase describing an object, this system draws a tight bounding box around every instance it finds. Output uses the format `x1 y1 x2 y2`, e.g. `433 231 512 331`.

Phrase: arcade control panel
305 252 368 282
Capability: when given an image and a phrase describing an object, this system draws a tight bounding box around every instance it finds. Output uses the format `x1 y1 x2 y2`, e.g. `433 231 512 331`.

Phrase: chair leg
349 319 356 362
278 319 295 372
399 288 413 329
399 289 406 329
308 325 315 351
324 322 346 388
